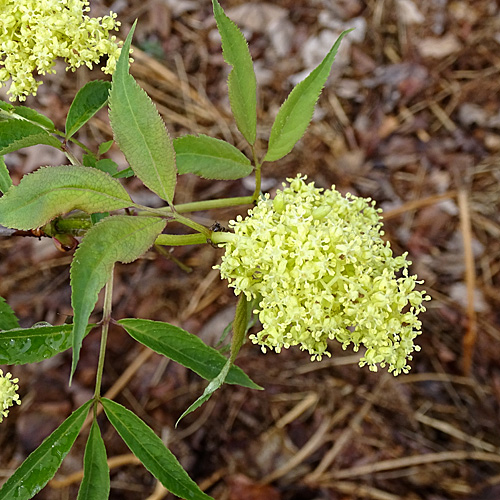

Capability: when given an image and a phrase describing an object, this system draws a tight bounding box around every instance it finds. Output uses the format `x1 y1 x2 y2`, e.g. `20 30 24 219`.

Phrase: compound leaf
0 166 132 230
70 216 166 380
109 22 176 203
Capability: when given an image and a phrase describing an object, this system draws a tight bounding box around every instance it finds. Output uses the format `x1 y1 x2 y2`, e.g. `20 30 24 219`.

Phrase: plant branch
94 273 114 402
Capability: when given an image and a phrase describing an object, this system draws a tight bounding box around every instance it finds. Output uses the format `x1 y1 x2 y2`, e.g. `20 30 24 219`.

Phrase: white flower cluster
0 369 21 422
215 175 430 375
0 0 121 100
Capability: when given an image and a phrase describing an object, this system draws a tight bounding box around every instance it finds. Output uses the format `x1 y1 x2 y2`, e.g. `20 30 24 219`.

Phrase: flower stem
155 233 207 246
251 145 262 202
94 273 114 402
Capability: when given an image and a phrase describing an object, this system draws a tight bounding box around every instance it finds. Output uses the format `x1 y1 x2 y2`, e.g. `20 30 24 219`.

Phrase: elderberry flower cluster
215 175 430 375
0 369 20 423
0 0 121 101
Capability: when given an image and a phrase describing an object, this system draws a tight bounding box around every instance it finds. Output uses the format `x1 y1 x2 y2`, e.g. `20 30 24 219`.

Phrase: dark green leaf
0 400 92 500
77 421 110 500
101 399 213 500
0 296 20 330
212 0 257 145
95 159 118 176
66 81 112 139
0 165 132 230
118 318 261 389
70 216 166 380
90 212 109 224
0 119 61 155
0 155 12 194
264 29 352 162
0 324 94 365
109 22 177 203
112 167 134 179
174 134 252 180
82 153 97 168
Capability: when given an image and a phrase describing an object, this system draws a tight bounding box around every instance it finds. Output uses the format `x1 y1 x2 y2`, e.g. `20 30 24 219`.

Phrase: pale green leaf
264 29 352 162
0 296 20 330
0 155 12 194
174 134 252 180
66 80 111 139
0 119 61 155
109 22 177 203
0 400 92 500
0 165 132 230
77 421 110 500
70 216 166 379
0 324 94 365
212 0 257 145
118 318 261 389
102 399 213 500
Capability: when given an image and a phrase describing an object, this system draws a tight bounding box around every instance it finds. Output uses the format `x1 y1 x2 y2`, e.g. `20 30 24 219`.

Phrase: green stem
251 145 262 202
135 196 254 218
174 196 253 213
155 233 207 246
210 231 237 245
53 128 94 155
94 273 114 401
173 212 211 237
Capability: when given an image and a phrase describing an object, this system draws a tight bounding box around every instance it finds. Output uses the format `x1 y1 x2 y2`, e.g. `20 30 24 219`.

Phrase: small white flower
214 175 430 375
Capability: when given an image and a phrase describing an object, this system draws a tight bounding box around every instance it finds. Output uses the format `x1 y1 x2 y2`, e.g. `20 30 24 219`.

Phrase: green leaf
0 165 132 230
264 29 352 162
176 357 232 425
95 159 118 176
0 400 92 500
109 22 177 204
0 155 12 194
174 134 252 180
0 296 20 330
0 119 61 155
98 140 114 155
212 0 257 145
176 295 255 425
0 324 94 365
77 421 110 500
118 318 261 389
66 80 112 139
0 99 56 131
112 167 134 179
101 399 213 500
70 216 166 380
